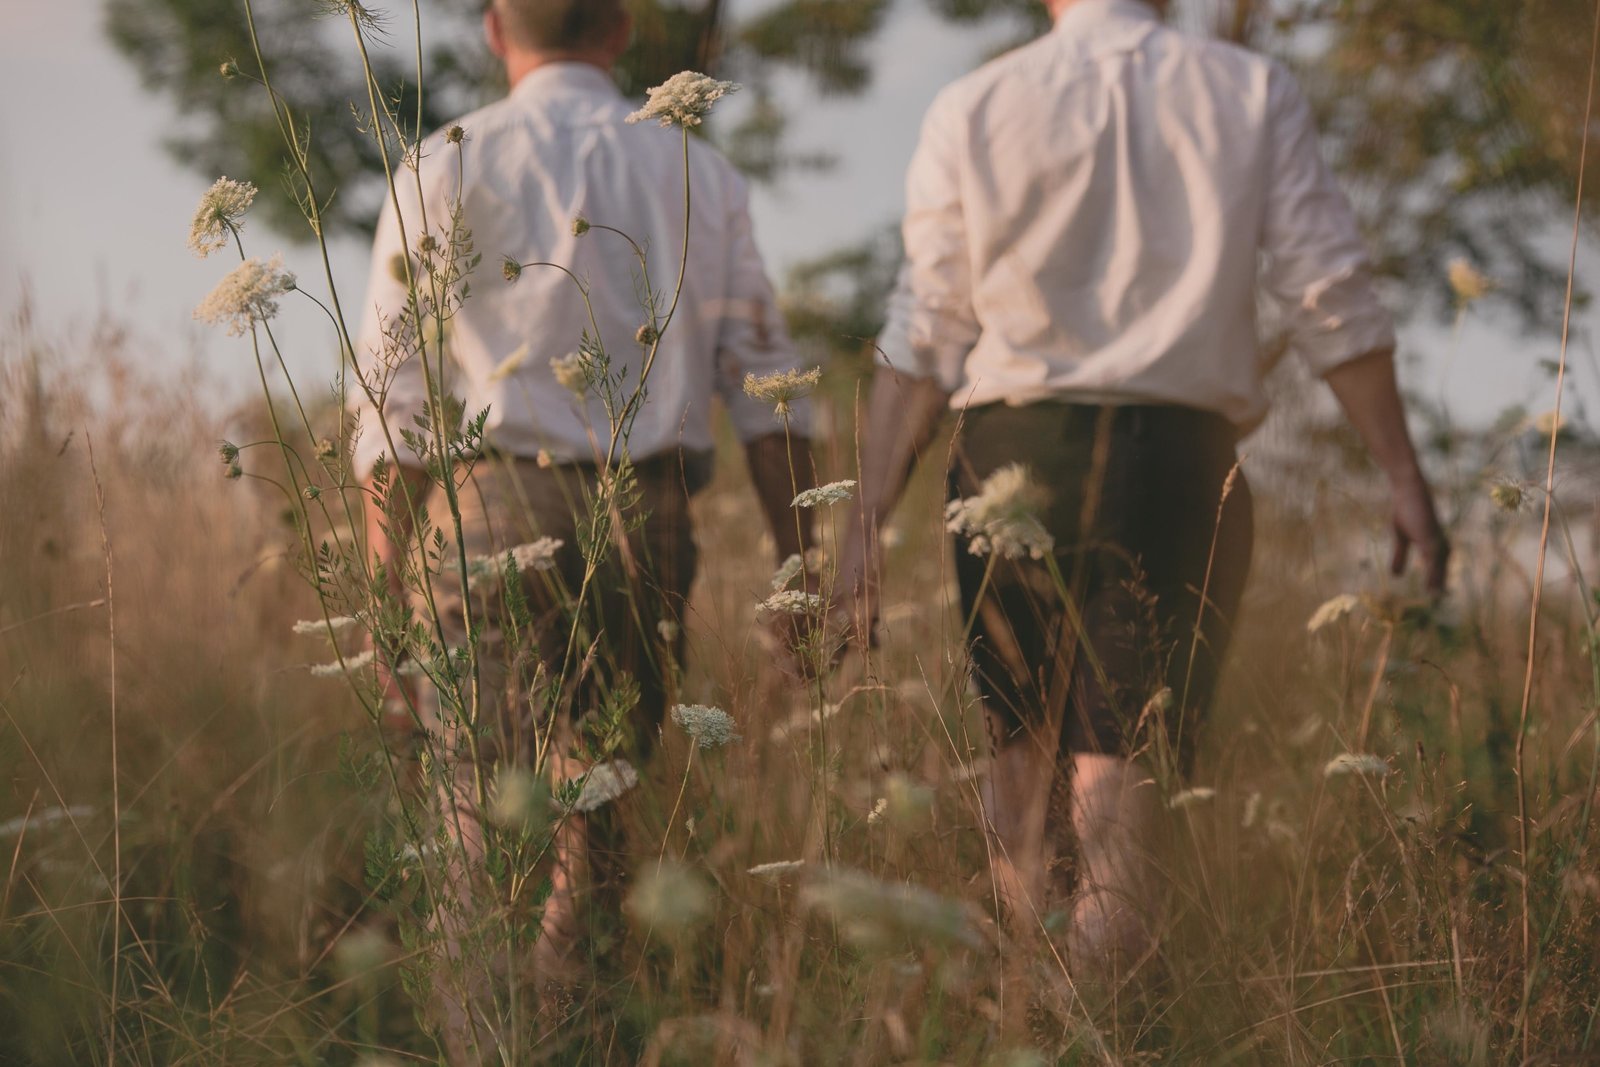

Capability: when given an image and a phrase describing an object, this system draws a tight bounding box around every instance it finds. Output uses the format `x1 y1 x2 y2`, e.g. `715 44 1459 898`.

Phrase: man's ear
484 3 506 59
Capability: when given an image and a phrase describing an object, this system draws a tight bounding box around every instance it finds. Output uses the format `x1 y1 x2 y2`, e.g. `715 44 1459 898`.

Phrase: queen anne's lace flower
770 553 804 591
627 71 739 128
759 590 823 618
1169 787 1217 810
744 368 821 418
293 615 359 637
571 760 640 812
671 704 740 749
1324 753 1390 778
944 464 1054 561
551 353 588 394
194 254 296 336
747 860 805 878
309 649 375 677
801 867 981 951
509 537 563 574
1306 593 1362 634
188 177 257 257
792 480 856 509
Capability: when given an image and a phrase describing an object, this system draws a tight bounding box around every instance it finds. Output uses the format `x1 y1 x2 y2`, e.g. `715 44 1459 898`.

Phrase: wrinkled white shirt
879 0 1394 429
351 63 805 475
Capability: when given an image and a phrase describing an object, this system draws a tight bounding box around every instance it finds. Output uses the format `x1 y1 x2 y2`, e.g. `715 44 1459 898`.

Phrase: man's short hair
494 0 627 52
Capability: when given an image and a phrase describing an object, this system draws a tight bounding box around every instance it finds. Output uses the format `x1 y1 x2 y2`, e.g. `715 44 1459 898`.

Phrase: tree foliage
108 0 1596 329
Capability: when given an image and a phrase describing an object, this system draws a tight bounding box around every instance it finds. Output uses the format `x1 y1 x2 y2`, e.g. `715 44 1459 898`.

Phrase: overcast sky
2 0 1594 434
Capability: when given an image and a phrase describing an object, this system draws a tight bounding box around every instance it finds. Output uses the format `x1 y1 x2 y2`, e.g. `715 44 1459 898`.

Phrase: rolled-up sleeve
713 170 815 440
349 166 444 478
1260 63 1396 378
877 93 980 390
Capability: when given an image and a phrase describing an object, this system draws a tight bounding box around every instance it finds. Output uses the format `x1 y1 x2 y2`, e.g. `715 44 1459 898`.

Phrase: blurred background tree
107 0 1596 338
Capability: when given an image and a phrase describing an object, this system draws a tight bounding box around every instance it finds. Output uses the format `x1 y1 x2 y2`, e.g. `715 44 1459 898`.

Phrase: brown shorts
950 401 1252 773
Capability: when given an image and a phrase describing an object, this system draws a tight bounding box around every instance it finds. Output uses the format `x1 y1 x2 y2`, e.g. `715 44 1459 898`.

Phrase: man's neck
504 52 611 90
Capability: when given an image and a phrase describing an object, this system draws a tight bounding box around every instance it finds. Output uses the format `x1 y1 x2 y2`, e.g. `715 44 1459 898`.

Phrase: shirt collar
509 61 620 102
1052 0 1162 37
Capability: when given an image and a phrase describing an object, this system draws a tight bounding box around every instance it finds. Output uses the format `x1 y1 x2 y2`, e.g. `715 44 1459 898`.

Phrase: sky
1 0 1595 434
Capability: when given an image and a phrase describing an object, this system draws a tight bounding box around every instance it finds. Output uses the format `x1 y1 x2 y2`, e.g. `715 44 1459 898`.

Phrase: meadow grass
1 304 1598 1064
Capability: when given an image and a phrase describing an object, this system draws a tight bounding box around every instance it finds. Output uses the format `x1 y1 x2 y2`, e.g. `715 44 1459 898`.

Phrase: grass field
2 295 1598 1064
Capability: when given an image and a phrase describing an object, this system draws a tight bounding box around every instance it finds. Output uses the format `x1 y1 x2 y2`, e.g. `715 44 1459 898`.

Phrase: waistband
960 399 1238 444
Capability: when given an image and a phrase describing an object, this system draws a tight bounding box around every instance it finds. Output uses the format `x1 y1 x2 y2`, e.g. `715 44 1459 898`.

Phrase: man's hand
1324 348 1450 597
1389 470 1449 595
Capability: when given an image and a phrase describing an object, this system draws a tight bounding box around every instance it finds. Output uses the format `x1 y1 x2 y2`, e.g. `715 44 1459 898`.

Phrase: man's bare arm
1323 348 1450 593
833 365 953 634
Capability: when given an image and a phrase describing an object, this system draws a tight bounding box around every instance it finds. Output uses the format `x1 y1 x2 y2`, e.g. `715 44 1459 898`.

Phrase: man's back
883 0 1391 429
353 63 790 473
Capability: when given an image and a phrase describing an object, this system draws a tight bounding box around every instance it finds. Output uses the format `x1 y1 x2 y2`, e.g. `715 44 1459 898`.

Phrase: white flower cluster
944 463 1055 561
570 759 640 812
627 71 739 128
188 176 257 257
1448 257 1493 305
801 867 981 951
509 537 564 574
1306 593 1362 634
292 615 359 638
1323 753 1390 778
550 352 588 395
671 703 740 749
309 649 375 677
747 859 805 879
759 590 823 618
194 254 296 336
771 553 804 591
743 367 821 418
792 480 856 509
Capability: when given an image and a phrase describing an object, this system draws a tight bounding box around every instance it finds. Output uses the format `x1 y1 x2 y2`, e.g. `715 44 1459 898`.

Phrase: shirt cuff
1293 266 1398 378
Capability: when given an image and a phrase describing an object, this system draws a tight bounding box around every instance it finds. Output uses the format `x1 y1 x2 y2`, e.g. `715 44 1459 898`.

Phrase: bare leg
1067 753 1166 985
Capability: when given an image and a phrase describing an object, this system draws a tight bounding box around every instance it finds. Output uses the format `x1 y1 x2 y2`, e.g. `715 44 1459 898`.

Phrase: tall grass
5 3 1600 1061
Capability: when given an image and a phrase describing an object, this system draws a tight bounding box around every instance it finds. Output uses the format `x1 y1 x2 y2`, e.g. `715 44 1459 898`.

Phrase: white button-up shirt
351 63 805 475
879 0 1394 430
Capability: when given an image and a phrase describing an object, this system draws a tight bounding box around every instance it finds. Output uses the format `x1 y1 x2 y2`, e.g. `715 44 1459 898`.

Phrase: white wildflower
1169 787 1217 810
309 649 375 676
747 859 806 879
792 479 856 509
1447 258 1493 305
1241 790 1263 829
866 798 888 825
551 352 588 395
1306 593 1362 634
292 615 359 638
188 176 257 257
768 700 841 743
194 253 296 336
1324 753 1391 778
657 618 680 642
570 759 640 812
759 589 822 618
487 342 531 382
509 537 563 574
743 367 821 418
801 867 981 952
626 71 739 128
771 553 804 591
671 703 740 749
0 805 97 841
625 860 712 933
944 464 1055 561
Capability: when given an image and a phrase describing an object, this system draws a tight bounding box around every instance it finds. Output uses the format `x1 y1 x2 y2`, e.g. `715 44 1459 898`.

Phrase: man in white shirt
835 0 1447 982
351 0 811 1057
